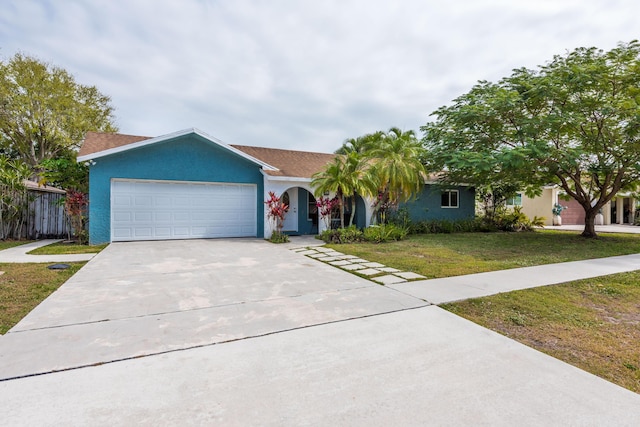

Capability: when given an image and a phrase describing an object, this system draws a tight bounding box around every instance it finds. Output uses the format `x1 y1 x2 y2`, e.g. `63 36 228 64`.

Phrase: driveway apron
0 239 426 380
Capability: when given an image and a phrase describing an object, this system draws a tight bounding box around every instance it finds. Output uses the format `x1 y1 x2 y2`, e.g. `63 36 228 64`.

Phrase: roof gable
78 129 336 179
77 128 277 171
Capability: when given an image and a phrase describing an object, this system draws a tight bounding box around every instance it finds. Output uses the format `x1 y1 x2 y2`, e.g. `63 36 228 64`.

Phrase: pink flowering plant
265 191 289 242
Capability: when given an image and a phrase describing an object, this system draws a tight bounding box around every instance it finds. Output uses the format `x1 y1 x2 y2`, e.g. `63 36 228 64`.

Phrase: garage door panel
111 180 257 241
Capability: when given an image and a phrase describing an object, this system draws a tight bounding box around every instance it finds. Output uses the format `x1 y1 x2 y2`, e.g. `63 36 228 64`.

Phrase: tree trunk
349 194 356 227
581 209 597 238
339 197 345 229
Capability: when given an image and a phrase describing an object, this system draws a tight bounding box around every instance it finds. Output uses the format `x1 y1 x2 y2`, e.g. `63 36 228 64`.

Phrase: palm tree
311 152 376 228
367 128 426 221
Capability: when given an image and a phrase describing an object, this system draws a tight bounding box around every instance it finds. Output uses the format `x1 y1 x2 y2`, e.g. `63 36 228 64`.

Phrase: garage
111 179 257 241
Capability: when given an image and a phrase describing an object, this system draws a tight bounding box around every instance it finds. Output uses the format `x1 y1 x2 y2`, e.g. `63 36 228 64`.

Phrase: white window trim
506 192 523 207
441 190 459 209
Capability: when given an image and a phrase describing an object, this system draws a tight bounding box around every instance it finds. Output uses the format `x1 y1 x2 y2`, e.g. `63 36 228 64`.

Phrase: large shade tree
0 53 117 168
423 41 640 238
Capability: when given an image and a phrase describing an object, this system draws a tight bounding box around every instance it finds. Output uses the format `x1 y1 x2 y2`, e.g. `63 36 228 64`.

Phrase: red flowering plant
65 190 89 244
371 191 397 225
264 191 289 242
315 196 338 230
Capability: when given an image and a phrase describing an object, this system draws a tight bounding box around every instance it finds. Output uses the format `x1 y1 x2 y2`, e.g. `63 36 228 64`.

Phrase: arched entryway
280 187 318 235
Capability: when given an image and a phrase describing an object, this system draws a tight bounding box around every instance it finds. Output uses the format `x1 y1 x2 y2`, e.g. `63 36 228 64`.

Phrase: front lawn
28 242 108 255
0 262 86 334
0 240 34 251
327 230 640 278
442 272 640 393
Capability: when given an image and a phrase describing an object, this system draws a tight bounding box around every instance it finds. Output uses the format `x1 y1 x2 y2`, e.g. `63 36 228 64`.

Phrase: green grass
0 262 86 334
327 230 640 279
0 240 34 251
28 242 108 255
442 272 640 393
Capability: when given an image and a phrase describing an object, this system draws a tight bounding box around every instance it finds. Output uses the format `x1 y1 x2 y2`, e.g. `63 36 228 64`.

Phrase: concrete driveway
1 238 640 425
0 238 426 379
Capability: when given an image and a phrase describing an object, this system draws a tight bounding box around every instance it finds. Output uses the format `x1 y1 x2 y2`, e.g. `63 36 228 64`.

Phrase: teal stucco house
78 129 475 244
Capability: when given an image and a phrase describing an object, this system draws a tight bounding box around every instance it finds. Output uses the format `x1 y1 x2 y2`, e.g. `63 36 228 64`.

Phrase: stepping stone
314 247 335 253
319 257 340 262
329 260 352 266
308 253 329 259
323 252 344 257
290 248 309 253
341 263 367 271
297 250 319 256
372 275 408 285
358 268 382 276
349 258 370 263
340 255 360 260
362 262 385 268
0 271 4 276
394 272 427 280
380 267 401 273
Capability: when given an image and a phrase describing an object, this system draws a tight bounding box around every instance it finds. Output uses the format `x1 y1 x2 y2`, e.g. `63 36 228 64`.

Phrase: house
78 128 475 244
511 186 636 226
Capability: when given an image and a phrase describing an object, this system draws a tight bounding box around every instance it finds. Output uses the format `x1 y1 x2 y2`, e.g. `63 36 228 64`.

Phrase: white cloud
1 0 639 152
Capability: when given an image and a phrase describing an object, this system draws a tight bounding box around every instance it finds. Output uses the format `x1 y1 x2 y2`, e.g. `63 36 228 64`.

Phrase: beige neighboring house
511 186 637 226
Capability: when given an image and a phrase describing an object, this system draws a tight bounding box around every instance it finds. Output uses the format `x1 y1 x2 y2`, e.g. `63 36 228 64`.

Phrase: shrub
268 231 290 243
363 224 408 243
320 225 364 244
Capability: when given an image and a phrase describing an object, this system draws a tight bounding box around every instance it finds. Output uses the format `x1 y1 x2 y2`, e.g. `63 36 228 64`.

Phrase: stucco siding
88 134 264 244
400 185 475 222
521 188 557 226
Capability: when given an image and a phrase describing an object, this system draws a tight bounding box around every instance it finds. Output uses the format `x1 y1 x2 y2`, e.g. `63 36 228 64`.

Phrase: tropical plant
264 191 289 241
315 196 338 230
311 152 375 228
0 156 33 239
367 128 426 223
64 189 88 243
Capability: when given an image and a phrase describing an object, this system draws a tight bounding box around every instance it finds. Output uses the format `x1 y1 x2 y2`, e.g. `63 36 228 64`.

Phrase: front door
281 189 298 232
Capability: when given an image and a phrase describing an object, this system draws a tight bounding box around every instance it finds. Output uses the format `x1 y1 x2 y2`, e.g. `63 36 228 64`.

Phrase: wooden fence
1 183 69 240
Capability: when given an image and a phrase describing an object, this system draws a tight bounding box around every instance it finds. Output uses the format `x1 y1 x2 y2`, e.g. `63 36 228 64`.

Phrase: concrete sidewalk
390 253 640 304
2 306 639 425
0 240 96 263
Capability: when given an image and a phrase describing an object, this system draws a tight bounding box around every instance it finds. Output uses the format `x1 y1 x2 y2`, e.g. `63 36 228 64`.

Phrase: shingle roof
79 132 152 157
79 131 335 179
231 145 335 178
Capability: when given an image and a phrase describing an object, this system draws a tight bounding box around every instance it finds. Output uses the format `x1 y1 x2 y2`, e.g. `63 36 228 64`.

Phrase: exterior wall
520 187 558 226
88 134 264 244
399 184 475 222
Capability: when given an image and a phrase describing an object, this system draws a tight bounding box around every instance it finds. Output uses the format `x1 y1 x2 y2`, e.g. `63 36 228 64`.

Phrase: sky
1 0 639 153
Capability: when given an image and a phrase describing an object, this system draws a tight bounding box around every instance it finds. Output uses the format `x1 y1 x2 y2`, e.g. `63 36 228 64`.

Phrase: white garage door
111 179 257 241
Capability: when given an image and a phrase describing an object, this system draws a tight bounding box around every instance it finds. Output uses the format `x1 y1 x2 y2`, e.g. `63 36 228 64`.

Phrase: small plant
552 203 567 216
264 191 289 242
316 196 337 230
268 230 289 243
65 190 89 244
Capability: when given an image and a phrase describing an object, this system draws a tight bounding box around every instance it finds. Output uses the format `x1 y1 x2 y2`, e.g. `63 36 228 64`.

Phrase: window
441 190 459 208
506 193 522 207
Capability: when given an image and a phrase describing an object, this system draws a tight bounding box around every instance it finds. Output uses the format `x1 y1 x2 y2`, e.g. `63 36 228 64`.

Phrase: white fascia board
78 127 278 171
259 171 312 183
